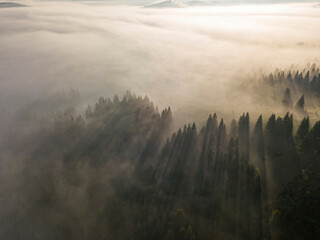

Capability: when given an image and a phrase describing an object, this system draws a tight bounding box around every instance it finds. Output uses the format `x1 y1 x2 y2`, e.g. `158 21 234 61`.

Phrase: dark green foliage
81 91 173 165
165 209 196 240
297 120 320 169
271 169 320 240
150 113 264 240
295 95 305 112
251 115 270 239
295 116 309 155
265 112 299 196
2 92 320 240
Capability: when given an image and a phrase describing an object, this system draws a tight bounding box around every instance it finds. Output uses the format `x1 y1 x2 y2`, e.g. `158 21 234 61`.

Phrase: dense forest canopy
244 63 320 119
0 65 320 240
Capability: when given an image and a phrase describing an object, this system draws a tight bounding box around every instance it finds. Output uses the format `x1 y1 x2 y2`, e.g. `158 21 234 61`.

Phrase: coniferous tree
271 169 320 240
281 88 293 108
299 121 320 169
295 117 309 155
294 95 305 113
239 113 250 162
251 115 271 239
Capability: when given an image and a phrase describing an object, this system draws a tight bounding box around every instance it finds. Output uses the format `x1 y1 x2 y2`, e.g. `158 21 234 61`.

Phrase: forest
0 65 320 240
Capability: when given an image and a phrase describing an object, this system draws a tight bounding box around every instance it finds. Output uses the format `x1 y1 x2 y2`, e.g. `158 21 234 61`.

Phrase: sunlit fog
1 2 319 120
0 1 320 240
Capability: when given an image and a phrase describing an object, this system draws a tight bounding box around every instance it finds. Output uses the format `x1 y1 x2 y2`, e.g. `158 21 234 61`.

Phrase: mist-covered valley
0 1 320 240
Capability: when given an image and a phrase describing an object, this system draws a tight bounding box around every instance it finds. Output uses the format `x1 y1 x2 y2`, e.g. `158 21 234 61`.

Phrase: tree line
0 90 319 240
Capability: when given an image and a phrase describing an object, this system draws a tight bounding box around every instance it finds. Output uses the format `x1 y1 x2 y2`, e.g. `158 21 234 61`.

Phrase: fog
1 2 320 239
0 1 320 124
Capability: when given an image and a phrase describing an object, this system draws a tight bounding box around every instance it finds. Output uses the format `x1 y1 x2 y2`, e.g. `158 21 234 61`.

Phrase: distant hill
144 0 320 8
144 0 186 8
0 2 27 8
143 0 228 8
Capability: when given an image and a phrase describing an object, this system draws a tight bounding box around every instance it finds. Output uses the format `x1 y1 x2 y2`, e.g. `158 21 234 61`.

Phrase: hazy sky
0 1 320 125
11 0 320 5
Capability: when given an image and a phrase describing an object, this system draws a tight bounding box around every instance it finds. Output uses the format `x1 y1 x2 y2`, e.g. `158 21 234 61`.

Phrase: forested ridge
1 73 320 239
246 63 320 119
